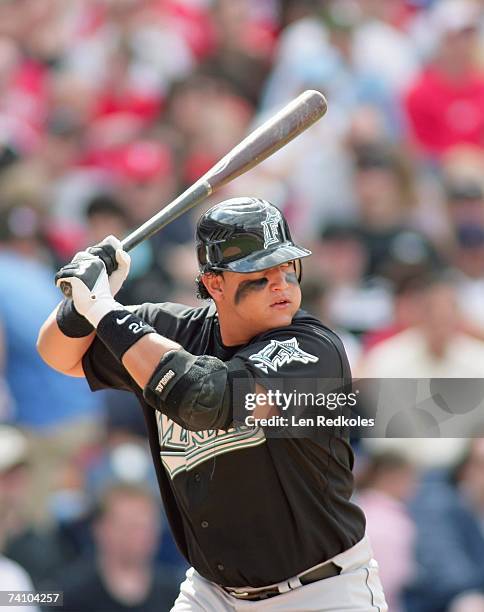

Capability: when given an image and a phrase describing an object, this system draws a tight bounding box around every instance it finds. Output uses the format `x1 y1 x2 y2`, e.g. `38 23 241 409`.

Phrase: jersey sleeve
82 301 196 392
227 323 352 438
233 324 350 384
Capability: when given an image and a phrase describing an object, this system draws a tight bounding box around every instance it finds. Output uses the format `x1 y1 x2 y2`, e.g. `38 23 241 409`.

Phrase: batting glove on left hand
55 254 121 328
85 235 131 297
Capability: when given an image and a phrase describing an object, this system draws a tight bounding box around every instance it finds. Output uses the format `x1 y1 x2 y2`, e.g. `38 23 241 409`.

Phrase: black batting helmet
196 198 311 278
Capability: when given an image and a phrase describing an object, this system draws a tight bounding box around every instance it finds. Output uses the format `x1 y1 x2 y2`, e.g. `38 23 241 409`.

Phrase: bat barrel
121 90 327 253
58 91 327 297
204 90 327 190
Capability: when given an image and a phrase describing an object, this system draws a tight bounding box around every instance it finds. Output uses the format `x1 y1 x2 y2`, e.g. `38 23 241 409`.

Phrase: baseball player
37 198 387 611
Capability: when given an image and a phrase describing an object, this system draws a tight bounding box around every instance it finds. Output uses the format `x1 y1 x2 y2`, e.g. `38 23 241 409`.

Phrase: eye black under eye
285 272 298 284
234 277 268 304
246 278 268 288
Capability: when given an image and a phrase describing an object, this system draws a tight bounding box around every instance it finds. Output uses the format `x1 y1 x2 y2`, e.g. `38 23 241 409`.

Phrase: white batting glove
110 247 131 296
84 235 131 297
55 254 121 328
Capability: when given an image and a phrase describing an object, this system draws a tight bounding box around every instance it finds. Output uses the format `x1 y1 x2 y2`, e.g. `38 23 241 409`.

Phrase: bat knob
60 281 73 298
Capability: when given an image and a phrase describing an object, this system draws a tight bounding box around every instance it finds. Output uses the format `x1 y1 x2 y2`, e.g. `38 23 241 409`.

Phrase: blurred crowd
0 0 483 610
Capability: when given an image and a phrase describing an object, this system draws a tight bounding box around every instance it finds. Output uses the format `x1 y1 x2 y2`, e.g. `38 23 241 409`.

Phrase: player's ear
202 272 224 302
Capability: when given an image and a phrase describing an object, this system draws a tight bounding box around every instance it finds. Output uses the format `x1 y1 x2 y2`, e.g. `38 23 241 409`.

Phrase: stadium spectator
452 227 484 331
83 192 175 304
404 0 484 159
359 275 483 469
0 203 100 429
362 272 430 351
406 438 484 612
54 483 180 612
311 221 392 335
352 0 420 98
0 425 72 589
445 177 484 231
300 277 362 369
356 451 417 612
351 141 425 279
202 0 274 105
360 275 484 377
83 399 189 578
0 526 39 612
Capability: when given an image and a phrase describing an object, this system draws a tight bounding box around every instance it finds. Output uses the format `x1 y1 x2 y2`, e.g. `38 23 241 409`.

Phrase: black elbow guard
143 349 231 431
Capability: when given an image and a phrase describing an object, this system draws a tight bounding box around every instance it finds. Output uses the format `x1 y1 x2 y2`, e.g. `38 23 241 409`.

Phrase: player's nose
267 265 289 290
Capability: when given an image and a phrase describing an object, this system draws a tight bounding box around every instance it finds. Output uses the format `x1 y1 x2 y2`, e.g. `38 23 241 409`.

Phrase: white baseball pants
171 535 388 611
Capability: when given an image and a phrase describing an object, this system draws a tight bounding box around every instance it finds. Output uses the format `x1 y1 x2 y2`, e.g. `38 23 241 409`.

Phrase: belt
223 562 341 601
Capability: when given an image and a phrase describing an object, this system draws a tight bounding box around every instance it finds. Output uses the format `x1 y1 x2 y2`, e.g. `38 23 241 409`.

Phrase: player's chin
266 303 297 326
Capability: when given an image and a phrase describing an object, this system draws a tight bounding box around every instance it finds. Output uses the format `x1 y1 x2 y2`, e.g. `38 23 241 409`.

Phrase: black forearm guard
144 349 233 431
96 310 156 362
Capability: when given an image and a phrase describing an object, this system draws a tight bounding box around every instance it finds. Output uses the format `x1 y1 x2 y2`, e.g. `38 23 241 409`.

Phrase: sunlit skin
202 261 301 346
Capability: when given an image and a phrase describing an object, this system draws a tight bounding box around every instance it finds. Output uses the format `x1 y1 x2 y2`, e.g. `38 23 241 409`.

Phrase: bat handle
60 281 73 298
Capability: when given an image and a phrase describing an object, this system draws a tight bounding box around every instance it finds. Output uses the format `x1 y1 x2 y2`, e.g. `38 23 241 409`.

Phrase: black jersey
82 302 366 588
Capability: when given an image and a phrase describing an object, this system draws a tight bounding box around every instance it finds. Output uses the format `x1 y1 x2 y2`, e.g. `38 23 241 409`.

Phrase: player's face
207 261 301 342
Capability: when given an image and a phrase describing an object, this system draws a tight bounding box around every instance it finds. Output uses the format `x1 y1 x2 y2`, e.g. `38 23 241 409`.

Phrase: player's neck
217 310 257 346
218 320 252 346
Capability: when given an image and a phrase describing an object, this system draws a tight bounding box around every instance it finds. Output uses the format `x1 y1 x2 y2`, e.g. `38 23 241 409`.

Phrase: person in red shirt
404 0 484 159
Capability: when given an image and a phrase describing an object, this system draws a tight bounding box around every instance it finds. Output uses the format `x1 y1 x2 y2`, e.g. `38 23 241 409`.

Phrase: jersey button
217 564 225 571
194 473 201 483
201 520 209 528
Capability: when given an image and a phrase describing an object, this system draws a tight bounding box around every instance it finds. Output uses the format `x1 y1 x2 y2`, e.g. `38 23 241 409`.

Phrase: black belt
223 562 341 601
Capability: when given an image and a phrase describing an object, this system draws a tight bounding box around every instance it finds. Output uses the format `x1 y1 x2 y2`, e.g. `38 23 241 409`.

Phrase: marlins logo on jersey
156 414 265 479
249 337 319 374
261 208 282 248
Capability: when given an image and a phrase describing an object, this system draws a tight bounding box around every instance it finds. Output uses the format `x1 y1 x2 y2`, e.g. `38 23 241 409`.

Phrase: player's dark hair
195 271 223 300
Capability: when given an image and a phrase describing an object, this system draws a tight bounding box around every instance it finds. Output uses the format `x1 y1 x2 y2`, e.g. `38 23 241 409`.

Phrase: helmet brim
215 242 312 273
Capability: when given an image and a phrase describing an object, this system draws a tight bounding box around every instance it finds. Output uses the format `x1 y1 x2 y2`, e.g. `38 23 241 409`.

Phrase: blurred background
0 0 483 610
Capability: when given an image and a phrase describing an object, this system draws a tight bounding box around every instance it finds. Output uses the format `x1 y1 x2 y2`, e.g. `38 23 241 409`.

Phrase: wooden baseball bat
60 89 327 297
